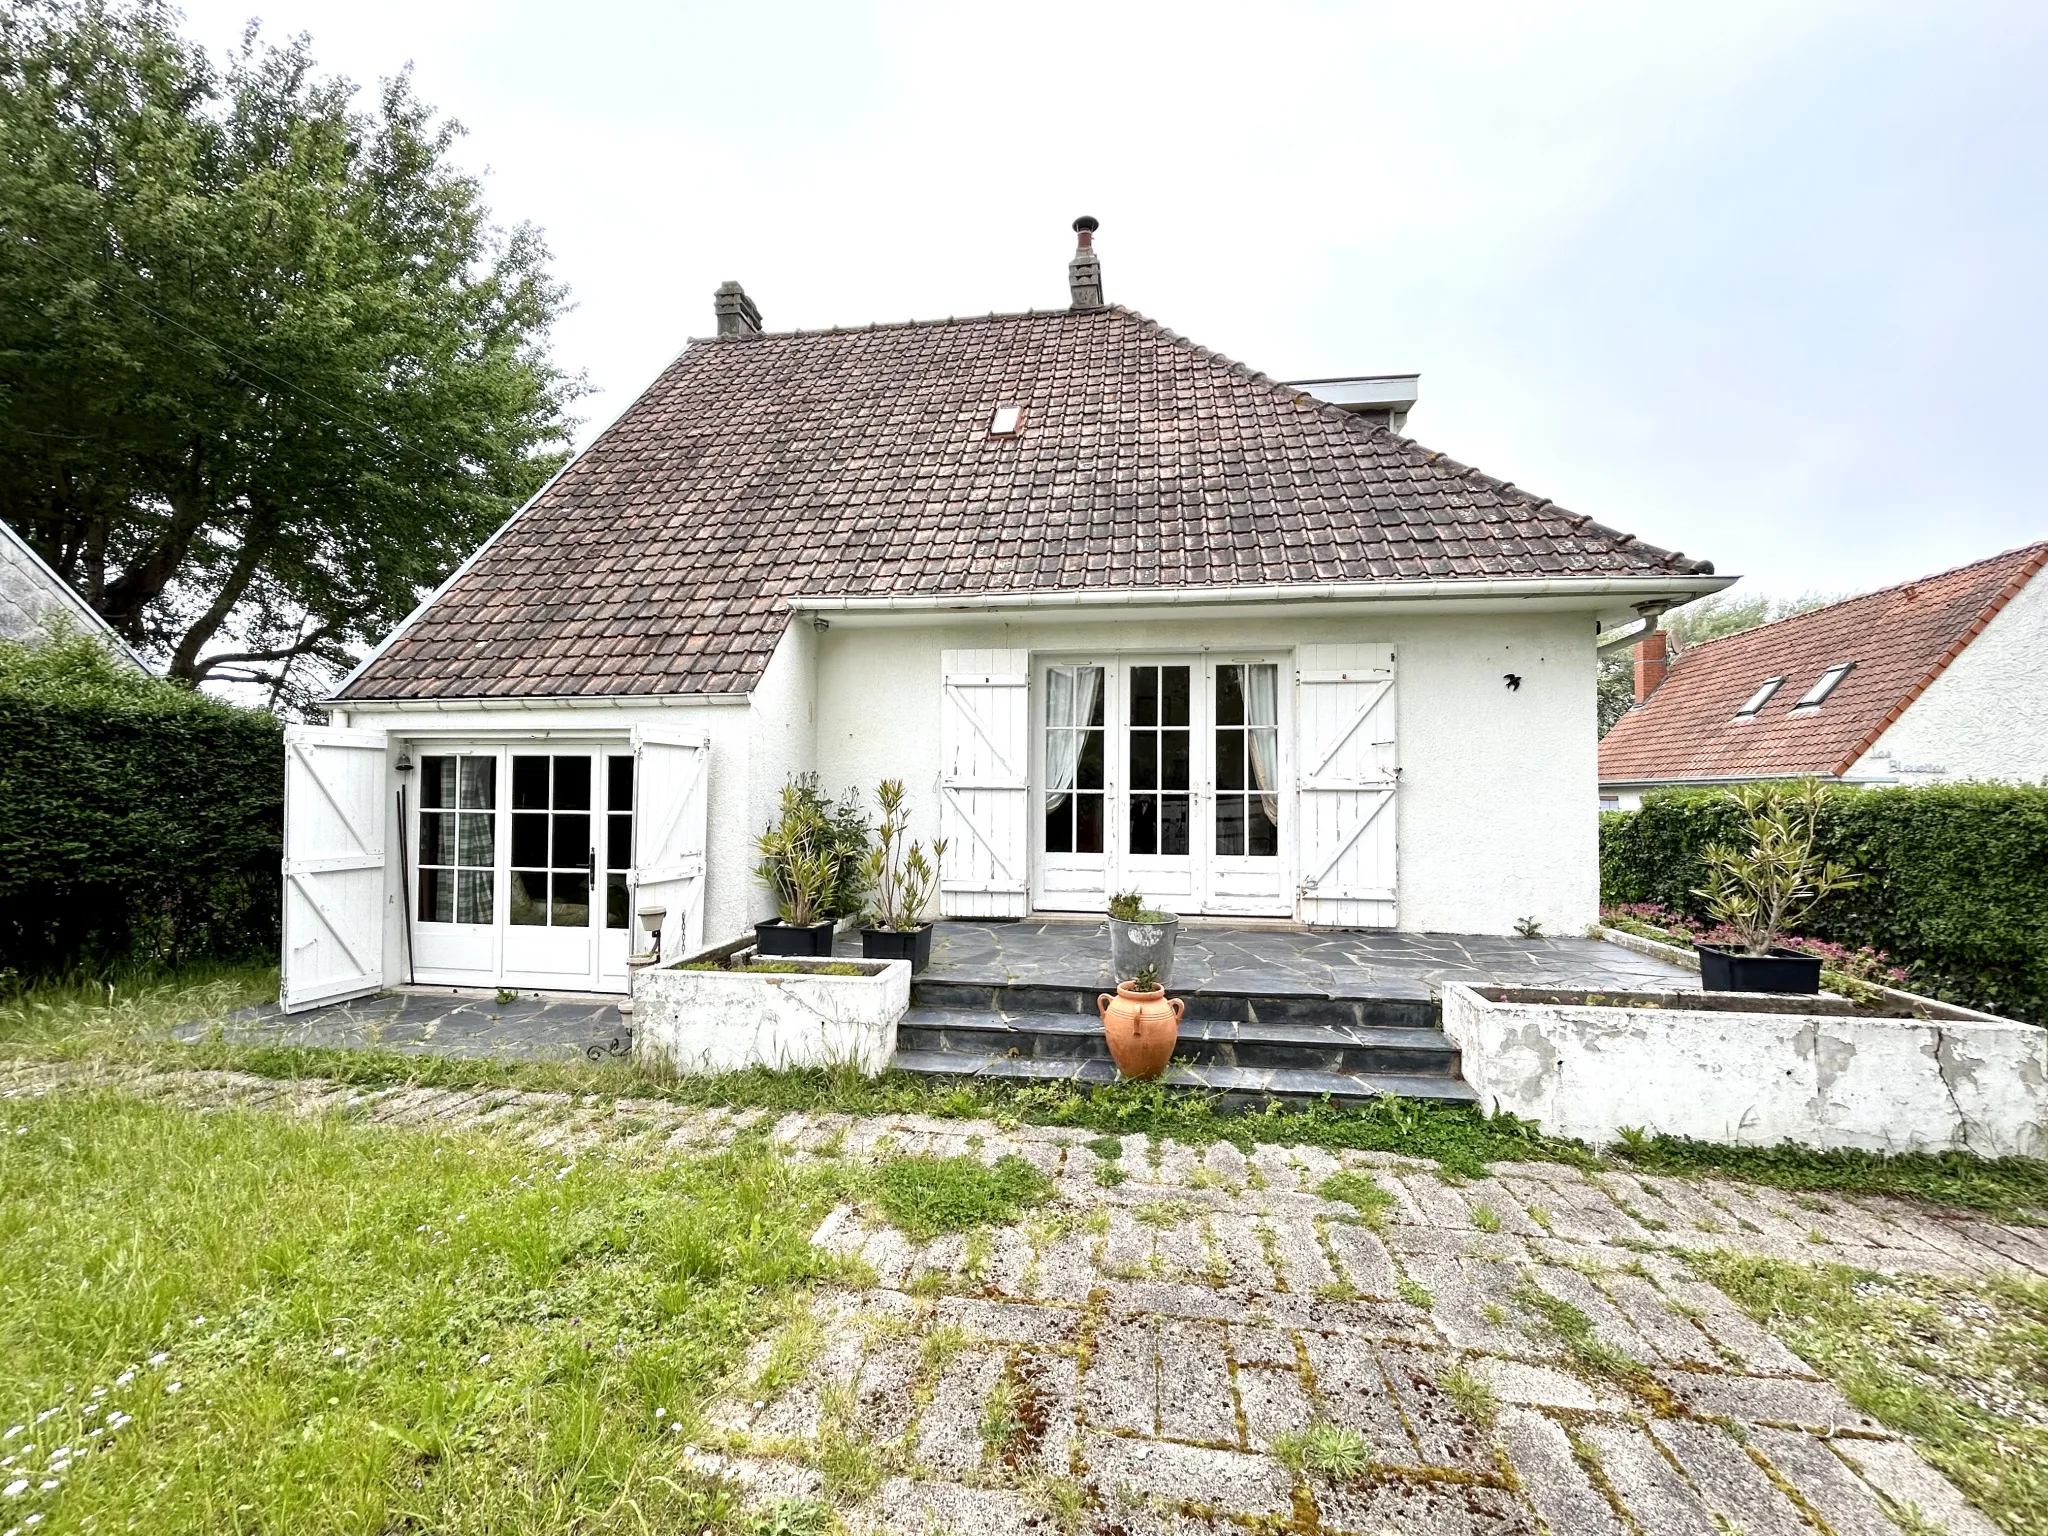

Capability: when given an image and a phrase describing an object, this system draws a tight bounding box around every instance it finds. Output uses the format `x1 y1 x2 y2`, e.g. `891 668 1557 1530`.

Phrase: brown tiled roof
1599 543 2048 784
343 305 1715 700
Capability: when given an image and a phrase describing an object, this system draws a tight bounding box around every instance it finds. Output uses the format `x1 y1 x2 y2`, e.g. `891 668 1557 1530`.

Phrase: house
278 218 1727 1009
1599 542 2048 809
0 517 149 669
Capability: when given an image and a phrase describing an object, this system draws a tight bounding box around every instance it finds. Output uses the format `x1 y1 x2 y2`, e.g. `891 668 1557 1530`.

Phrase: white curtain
1044 665 1103 816
1246 663 1279 825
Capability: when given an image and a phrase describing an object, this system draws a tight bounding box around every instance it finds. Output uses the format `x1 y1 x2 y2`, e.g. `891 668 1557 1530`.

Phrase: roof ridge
679 304 1122 346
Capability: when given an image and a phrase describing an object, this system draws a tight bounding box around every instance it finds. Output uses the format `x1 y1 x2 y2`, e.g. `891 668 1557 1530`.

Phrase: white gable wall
809 606 1597 936
1846 567 2048 786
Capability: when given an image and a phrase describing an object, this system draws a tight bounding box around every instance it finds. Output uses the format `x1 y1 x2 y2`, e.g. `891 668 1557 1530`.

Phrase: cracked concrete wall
1444 986 2048 1158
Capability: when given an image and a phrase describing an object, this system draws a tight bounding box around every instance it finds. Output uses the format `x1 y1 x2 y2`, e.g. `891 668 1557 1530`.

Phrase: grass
1270 1421 1371 1479
0 1086 855 1534
1693 1254 2048 1535
1317 1172 1396 1229
1510 1285 1649 1386
1439 1364 1500 1426
867 1155 1053 1240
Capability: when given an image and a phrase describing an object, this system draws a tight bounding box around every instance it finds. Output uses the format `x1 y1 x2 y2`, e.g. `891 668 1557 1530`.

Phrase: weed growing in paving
1693 1253 2048 1534
1271 1421 1371 1479
1439 1364 1500 1427
0 1089 853 1534
1318 1171 1396 1229
1511 1285 1649 1386
868 1155 1053 1239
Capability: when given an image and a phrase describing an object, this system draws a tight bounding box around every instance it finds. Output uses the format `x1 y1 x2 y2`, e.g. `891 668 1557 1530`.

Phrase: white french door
1033 656 1290 918
410 743 638 992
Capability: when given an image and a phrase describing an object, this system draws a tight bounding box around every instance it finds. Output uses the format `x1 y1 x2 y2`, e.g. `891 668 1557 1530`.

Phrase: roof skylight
1733 677 1785 719
1793 662 1854 711
988 405 1023 436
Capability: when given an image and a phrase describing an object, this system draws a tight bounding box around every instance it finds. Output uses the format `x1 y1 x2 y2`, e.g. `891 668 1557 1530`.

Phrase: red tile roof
1599 543 2048 784
343 305 1715 701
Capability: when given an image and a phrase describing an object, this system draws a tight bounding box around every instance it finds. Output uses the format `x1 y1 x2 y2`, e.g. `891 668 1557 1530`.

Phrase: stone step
888 1048 1479 1106
909 978 1438 1031
897 1007 1461 1077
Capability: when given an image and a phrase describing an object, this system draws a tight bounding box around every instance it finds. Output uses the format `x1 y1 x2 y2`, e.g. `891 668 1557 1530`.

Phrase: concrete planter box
1443 983 2048 1159
632 949 910 1077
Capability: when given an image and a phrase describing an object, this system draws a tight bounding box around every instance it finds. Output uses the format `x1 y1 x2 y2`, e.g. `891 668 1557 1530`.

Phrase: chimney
1634 628 1669 705
1067 216 1103 310
714 280 762 338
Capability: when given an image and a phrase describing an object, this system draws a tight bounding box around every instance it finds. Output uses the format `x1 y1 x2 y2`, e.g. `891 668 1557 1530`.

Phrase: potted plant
1107 889 1180 989
859 779 947 971
1692 779 1858 994
754 776 868 957
1097 964 1184 1080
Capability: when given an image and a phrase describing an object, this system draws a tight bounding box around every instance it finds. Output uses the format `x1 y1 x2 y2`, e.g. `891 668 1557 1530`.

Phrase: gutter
785 573 1731 616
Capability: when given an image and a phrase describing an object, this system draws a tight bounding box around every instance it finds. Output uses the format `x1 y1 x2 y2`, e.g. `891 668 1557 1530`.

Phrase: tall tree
0 0 576 696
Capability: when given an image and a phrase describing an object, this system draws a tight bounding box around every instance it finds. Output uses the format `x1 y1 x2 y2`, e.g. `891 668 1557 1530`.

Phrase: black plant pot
1697 943 1823 995
861 923 934 971
755 918 837 958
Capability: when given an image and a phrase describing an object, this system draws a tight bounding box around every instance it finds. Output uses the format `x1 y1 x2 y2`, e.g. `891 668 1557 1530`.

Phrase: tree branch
189 628 334 680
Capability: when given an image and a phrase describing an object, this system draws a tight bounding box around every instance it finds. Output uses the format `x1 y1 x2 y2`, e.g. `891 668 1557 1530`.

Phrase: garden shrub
0 634 284 976
1601 783 2048 1023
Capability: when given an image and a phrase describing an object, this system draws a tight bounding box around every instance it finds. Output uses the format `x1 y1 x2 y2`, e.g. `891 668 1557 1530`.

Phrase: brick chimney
714 281 762 338
1068 216 1103 310
1634 628 1670 704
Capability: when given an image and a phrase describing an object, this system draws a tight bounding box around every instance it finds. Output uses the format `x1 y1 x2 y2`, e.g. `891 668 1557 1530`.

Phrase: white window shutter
939 649 1030 918
281 726 388 1012
633 726 710 962
1295 644 1398 928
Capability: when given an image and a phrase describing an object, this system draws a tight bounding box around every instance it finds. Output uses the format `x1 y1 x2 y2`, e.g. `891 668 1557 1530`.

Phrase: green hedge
1601 784 2048 1024
0 696 284 975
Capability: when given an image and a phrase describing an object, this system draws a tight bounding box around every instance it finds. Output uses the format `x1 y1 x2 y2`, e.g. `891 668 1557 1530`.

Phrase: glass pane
511 812 548 869
419 867 453 923
1130 731 1156 791
1130 795 1157 856
608 754 634 812
1077 729 1104 790
1163 730 1190 791
512 755 549 811
509 869 548 925
607 813 632 870
1045 794 1073 854
1162 795 1190 857
552 872 590 927
1216 664 1245 726
1216 795 1245 857
1216 730 1245 790
1077 792 1104 854
1085 670 1106 728
1164 667 1190 728
420 757 453 810
606 872 630 929
457 812 494 870
1131 666 1158 727
1249 727 1279 804
1249 795 1278 858
552 813 590 869
457 869 493 924
420 811 456 867
458 757 496 810
553 755 591 811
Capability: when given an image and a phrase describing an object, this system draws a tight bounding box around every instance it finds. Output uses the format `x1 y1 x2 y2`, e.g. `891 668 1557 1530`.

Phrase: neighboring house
279 219 1726 1009
0 518 149 670
1599 542 2048 810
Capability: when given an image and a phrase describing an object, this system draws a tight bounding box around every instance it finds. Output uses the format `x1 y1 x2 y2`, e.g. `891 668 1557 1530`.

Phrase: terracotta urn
1096 981 1184 1080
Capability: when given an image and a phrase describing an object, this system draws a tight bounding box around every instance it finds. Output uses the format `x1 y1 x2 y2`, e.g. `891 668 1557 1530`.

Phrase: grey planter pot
1109 915 1180 989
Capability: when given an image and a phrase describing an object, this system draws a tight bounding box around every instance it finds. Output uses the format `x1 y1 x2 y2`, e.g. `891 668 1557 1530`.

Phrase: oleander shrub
0 634 284 977
1601 782 2048 1023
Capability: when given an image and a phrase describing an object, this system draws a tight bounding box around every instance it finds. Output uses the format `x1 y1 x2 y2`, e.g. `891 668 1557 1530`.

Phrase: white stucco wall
1848 567 2048 786
744 621 820 925
810 606 1599 936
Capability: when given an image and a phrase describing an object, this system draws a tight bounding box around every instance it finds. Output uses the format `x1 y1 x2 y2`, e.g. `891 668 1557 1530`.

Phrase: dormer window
1733 677 1784 720
1793 662 1854 711
989 405 1023 436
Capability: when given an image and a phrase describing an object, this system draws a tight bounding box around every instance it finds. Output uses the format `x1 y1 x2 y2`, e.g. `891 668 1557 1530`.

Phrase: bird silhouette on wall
1503 673 1523 691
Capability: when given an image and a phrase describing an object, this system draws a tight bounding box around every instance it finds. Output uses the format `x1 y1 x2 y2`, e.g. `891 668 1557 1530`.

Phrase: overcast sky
178 0 2048 602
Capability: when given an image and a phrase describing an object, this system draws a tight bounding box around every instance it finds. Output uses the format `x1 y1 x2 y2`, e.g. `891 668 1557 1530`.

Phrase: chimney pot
1634 628 1669 705
1067 216 1104 310
714 280 762 338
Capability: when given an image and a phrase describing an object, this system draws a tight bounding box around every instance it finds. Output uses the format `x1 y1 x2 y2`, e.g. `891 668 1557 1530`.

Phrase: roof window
988 405 1023 436
1733 677 1784 720
1793 662 1854 711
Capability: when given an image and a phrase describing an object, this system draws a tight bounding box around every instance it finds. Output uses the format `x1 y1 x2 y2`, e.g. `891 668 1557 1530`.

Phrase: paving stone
933 1296 1080 1346
1652 1418 1816 1536
1299 1332 1413 1459
1156 1319 1237 1446
1081 1432 1292 1516
1200 1141 1248 1189
1397 1255 1523 1354
1248 1145 1304 1191
1577 1423 1721 1536
1597 1272 1717 1364
1324 1222 1403 1299
859 1477 1051 1536
1103 1209 1153 1278
1311 1475 1538 1535
1395 1172 1479 1230
1229 1323 1296 1368
1827 1437 2003 1536
1652 1370 1884 1433
1380 1345 1493 1471
1156 1139 1202 1186
1265 1214 1337 1294
1493 1408 1625 1536
681 1449 825 1501
1460 1179 1550 1239
1204 1212 1277 1290
1468 1358 1627 1413
1027 1231 1099 1305
1637 1253 1818 1375
1236 1364 1310 1449
917 1348 1005 1475
1014 1347 1079 1476
857 1226 916 1288
1105 1280 1246 1324
1267 1294 1435 1342
1083 1317 1157 1436
1525 1264 1651 1364
1152 1221 1212 1284
1749 1428 1907 1536
1385 1226 1527 1261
